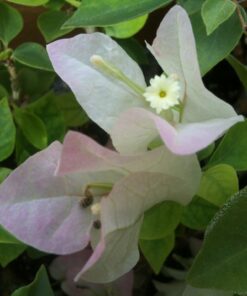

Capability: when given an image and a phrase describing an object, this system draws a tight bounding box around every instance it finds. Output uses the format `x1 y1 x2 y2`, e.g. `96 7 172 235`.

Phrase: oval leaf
191 8 242 75
104 15 148 39
0 225 26 267
208 120 247 171
13 43 53 72
63 0 172 27
188 187 247 293
14 108 48 150
227 54 247 90
0 2 23 46
140 201 182 240
12 266 54 296
0 98 16 161
38 10 73 42
140 233 174 274
202 0 237 35
197 164 238 206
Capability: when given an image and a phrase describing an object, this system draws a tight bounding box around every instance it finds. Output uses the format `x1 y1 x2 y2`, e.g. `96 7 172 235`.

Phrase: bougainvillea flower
49 249 134 296
47 5 243 155
0 131 201 282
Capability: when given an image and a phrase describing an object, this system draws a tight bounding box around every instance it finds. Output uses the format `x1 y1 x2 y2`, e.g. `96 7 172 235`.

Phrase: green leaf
0 167 12 183
53 92 89 127
104 15 148 39
38 10 73 42
227 54 247 90
63 0 172 28
202 0 236 35
0 2 23 46
27 92 66 143
18 67 55 98
187 187 247 293
140 201 182 240
181 196 218 230
0 225 26 267
183 285 233 296
0 98 16 161
140 233 174 274
7 0 49 6
197 164 238 206
13 43 53 72
197 143 215 161
207 120 247 171
191 9 242 75
178 0 205 15
14 108 47 150
12 265 54 296
0 84 8 98
116 38 148 64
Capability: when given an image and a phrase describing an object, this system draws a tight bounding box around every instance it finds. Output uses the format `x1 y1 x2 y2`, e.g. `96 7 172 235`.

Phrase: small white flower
143 74 180 114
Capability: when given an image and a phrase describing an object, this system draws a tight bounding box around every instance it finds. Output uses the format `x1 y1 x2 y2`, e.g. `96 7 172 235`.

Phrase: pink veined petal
58 131 201 200
47 33 147 132
0 142 93 255
111 107 244 155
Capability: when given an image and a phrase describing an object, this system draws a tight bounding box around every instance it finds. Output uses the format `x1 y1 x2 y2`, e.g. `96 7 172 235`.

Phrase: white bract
47 5 244 155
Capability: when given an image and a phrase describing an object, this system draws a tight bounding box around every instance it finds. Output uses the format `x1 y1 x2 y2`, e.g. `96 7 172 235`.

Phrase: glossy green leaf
14 108 47 150
202 0 236 35
181 196 218 230
38 10 73 42
227 54 247 89
188 187 247 293
198 164 238 206
140 233 174 274
13 43 53 72
7 0 49 6
0 225 26 267
27 92 66 143
53 92 89 127
0 2 23 46
0 98 16 161
0 167 12 183
208 120 247 171
178 0 205 15
18 67 55 98
104 15 148 39
12 265 54 296
191 9 242 75
140 201 182 240
63 0 172 27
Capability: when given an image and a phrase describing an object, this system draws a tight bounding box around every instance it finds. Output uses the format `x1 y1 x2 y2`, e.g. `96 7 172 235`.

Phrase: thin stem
233 0 247 35
4 60 20 101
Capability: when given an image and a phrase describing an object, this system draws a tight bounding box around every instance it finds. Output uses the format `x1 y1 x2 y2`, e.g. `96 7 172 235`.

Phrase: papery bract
0 131 201 282
47 5 244 155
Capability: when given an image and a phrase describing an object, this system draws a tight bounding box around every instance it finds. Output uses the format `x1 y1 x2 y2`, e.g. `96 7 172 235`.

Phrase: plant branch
4 59 20 101
233 0 247 35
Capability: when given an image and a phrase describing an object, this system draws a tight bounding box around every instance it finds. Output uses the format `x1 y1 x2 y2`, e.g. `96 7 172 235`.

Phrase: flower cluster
0 4 242 291
47 5 243 156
